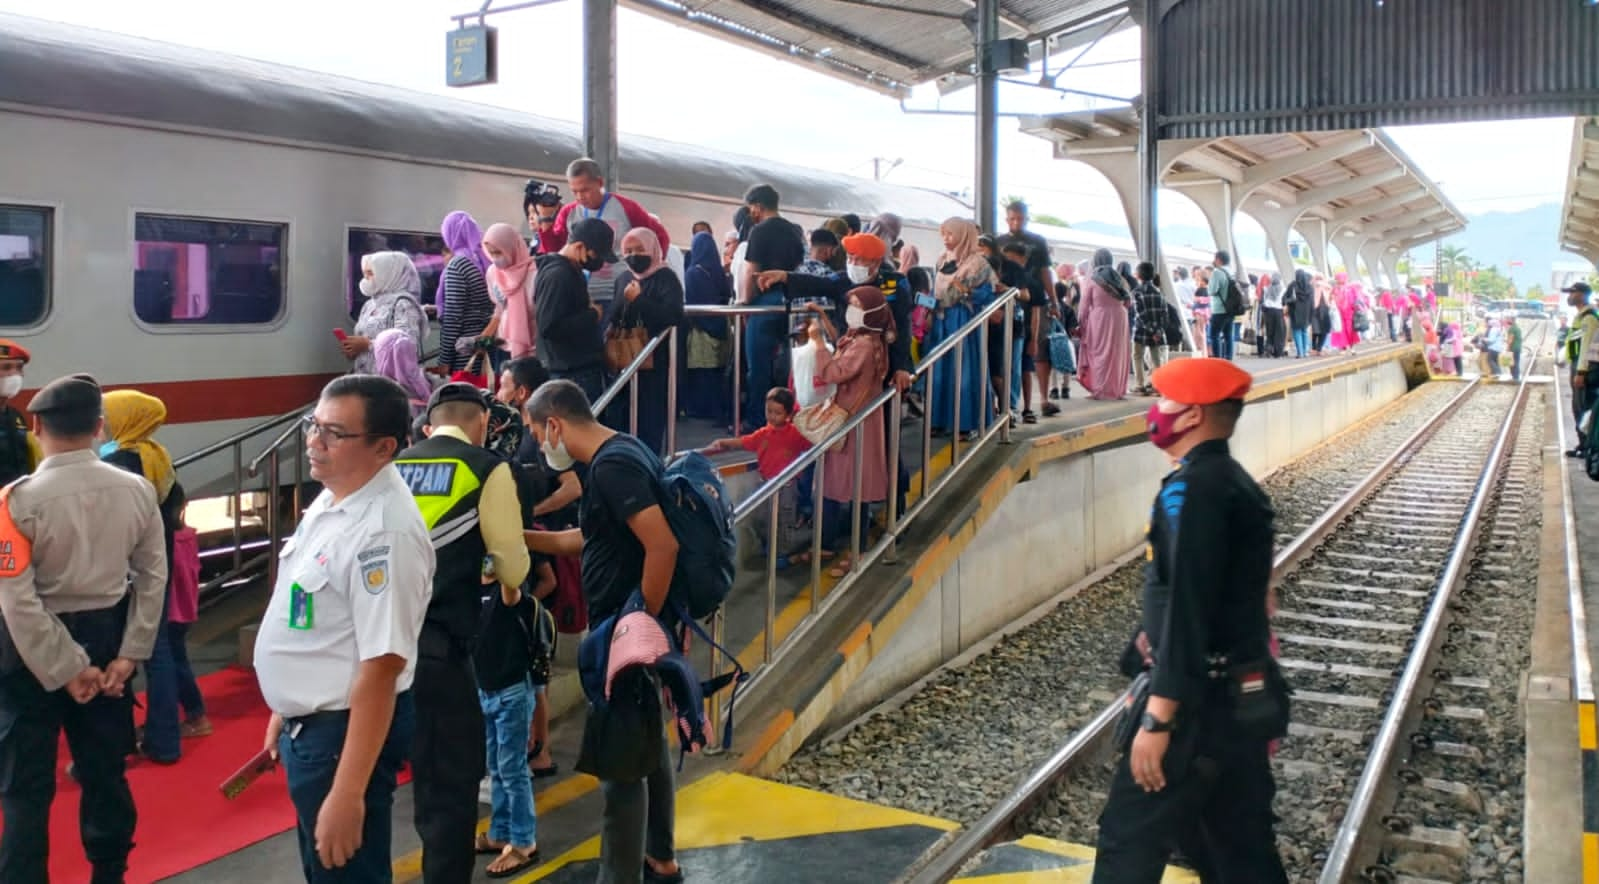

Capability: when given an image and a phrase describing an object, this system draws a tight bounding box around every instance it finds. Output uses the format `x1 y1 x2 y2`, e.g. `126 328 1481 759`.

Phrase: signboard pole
583 0 620 188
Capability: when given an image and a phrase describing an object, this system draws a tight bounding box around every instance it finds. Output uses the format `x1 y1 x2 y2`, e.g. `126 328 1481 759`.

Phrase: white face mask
845 305 868 330
541 422 575 471
0 375 21 399
846 263 873 285
358 278 376 298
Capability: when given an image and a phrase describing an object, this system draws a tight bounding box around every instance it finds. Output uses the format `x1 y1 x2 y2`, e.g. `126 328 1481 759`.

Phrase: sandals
476 835 507 855
829 557 853 578
486 844 539 878
526 741 558 778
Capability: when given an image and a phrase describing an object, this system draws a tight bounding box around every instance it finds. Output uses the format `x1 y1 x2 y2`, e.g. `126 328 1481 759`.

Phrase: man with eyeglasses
256 375 434 883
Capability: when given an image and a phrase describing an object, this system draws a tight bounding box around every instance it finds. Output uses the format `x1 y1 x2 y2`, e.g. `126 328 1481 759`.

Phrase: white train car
0 13 968 492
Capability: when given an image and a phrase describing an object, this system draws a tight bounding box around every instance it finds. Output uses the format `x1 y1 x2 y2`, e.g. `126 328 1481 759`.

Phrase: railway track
896 356 1547 883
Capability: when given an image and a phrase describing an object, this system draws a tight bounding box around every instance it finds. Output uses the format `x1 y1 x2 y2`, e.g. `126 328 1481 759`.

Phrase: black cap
568 218 617 262
425 381 489 418
1563 281 1592 295
28 374 101 416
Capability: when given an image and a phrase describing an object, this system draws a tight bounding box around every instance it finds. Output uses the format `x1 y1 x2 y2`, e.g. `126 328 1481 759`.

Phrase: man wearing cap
535 217 613 402
394 382 530 883
1091 358 1288 883
1565 282 1598 457
0 374 166 884
0 341 41 487
256 375 432 882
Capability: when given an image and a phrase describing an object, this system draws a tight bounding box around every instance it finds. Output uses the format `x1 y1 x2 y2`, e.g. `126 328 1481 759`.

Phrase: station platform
155 342 1426 884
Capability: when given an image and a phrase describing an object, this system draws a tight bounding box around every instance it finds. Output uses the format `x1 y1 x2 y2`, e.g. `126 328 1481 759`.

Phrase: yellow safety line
391 774 599 881
1581 701 1597 751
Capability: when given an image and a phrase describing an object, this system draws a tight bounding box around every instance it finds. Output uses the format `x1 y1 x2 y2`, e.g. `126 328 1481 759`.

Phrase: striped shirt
439 255 496 373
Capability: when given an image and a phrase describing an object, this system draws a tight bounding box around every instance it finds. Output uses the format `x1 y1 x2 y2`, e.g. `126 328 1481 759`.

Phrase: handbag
605 324 652 373
792 339 884 449
1046 318 1077 373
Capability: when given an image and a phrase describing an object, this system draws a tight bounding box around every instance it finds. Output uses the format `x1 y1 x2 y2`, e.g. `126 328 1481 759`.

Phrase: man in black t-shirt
737 184 806 431
996 201 1057 419
534 218 615 402
522 380 682 884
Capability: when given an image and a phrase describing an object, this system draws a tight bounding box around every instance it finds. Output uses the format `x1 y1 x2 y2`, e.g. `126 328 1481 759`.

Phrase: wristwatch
1140 711 1175 733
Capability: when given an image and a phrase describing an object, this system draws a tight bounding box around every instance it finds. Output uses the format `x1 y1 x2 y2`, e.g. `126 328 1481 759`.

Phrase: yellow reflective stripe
395 457 483 529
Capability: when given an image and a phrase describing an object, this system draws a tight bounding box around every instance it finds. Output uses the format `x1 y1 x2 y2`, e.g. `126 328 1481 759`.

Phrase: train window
134 215 284 325
0 206 51 327
346 229 448 322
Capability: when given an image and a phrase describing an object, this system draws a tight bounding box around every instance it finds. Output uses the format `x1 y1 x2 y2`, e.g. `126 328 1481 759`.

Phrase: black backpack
1163 302 1184 348
1224 274 1249 314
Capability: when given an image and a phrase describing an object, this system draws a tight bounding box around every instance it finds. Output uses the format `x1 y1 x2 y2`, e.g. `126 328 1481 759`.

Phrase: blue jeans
480 679 537 847
280 692 413 884
1291 327 1309 358
1208 314 1235 360
743 290 786 431
141 618 206 761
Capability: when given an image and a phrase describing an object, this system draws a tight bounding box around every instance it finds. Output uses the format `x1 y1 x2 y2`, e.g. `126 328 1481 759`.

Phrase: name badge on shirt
289 583 314 630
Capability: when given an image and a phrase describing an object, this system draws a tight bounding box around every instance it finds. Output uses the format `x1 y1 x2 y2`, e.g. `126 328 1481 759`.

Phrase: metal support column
1136 0 1160 260
973 0 1000 232
583 0 619 185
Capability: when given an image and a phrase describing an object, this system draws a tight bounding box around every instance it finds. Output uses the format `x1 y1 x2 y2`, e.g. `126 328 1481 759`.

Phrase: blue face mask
98 440 119 458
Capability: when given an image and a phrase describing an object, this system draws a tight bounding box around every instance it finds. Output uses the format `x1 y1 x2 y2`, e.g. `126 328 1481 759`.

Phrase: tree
1527 284 1546 301
1034 213 1070 228
1439 244 1473 290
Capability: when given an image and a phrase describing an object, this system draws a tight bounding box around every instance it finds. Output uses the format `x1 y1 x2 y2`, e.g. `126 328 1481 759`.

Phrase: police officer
395 382 529 883
256 375 433 883
1091 358 1288 884
0 340 41 487
0 374 167 884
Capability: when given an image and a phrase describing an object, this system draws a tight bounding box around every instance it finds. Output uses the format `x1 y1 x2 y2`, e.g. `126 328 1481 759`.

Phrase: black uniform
1092 439 1288 884
0 405 37 488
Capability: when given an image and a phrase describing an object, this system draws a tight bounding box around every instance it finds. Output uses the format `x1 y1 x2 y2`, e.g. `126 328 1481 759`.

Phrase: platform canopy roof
1560 117 1599 266
623 0 1129 97
1021 107 1467 248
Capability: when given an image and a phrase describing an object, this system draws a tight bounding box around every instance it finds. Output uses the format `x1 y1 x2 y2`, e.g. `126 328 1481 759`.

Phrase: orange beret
841 233 887 262
0 340 30 364
1150 357 1251 406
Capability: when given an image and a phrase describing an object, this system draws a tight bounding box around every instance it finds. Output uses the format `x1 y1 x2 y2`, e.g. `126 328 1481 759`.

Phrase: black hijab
1092 248 1131 301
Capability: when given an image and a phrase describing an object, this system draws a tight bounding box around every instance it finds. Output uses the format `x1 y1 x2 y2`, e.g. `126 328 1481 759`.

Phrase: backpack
1162 302 1184 348
660 451 736 620
1224 274 1250 314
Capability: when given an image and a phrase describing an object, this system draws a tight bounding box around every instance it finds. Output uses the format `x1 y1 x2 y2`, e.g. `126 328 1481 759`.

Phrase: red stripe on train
12 373 342 426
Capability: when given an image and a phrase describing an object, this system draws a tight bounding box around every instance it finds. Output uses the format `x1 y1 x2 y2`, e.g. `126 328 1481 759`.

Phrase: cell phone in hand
333 329 349 343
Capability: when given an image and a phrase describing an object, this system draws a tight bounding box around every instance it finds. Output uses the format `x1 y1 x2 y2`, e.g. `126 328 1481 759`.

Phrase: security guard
0 340 41 487
256 375 433 883
1091 358 1288 884
394 382 529 883
0 374 166 884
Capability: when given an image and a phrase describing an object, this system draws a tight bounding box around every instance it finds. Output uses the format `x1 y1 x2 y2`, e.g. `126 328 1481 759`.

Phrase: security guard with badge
0 374 167 884
0 340 42 487
395 382 529 883
1091 358 1289 884
256 375 433 883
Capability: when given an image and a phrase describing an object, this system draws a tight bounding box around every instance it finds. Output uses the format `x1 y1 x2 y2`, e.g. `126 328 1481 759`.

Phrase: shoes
1048 387 1061 400
1022 410 1038 424
1041 402 1061 417
1568 448 1586 459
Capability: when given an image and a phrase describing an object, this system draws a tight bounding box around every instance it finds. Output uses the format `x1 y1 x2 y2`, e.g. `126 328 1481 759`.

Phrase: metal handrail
683 303 788 435
173 408 303 470
592 328 672 415
249 416 305 475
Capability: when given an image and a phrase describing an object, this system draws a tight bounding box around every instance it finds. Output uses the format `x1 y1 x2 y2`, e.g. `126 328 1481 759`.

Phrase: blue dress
928 283 995 433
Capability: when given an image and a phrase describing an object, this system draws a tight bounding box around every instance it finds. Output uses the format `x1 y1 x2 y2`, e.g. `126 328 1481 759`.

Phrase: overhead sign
446 26 497 88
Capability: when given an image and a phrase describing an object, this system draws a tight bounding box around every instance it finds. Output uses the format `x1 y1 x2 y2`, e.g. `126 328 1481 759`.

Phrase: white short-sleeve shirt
255 466 434 719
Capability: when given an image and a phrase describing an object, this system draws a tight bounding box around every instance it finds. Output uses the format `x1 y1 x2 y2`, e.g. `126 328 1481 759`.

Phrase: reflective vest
394 434 502 648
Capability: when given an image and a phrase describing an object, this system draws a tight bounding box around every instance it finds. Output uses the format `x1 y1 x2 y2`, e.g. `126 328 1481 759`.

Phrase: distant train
0 13 1259 492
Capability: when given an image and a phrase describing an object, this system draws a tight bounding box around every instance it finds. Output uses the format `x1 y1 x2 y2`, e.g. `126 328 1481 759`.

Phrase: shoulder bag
793 340 884 450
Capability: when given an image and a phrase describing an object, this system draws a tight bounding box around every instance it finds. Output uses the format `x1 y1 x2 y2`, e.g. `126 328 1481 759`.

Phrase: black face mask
581 250 607 273
624 254 652 275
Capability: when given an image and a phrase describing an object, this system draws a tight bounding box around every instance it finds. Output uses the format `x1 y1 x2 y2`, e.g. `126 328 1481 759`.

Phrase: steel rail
903 374 1488 884
1320 334 1546 881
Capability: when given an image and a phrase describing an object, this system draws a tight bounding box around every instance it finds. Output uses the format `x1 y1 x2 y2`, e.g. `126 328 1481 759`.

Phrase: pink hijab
621 228 665 280
483 223 536 358
898 243 921 273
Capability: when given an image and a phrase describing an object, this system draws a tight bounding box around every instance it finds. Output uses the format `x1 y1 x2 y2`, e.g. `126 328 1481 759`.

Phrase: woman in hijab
483 223 537 362
683 230 732 420
1310 274 1333 354
1285 269 1315 358
812 285 894 577
346 251 428 375
1327 272 1357 352
101 391 206 763
374 328 433 419
436 211 497 374
1077 248 1132 400
928 218 997 439
606 227 685 454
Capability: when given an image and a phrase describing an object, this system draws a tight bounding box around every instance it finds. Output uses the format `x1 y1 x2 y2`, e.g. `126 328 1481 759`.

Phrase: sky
0 0 1578 244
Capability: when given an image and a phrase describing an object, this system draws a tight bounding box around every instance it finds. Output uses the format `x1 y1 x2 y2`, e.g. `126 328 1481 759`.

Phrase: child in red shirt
706 388 812 561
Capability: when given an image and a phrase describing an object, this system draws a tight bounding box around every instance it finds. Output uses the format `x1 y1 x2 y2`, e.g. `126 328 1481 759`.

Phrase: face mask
98 440 119 458
358 278 376 298
541 422 576 471
491 255 512 269
581 250 607 273
846 264 873 285
845 305 868 330
1146 403 1197 450
624 254 652 275
0 375 22 399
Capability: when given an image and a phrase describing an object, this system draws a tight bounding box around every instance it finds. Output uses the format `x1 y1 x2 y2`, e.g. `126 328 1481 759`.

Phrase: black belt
286 689 414 738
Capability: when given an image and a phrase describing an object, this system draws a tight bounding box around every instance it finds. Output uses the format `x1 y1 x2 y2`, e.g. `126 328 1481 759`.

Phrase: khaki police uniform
254 464 432 884
0 376 166 884
393 384 528 884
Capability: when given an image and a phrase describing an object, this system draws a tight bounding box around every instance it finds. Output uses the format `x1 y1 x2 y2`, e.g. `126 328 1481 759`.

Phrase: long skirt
928 303 993 433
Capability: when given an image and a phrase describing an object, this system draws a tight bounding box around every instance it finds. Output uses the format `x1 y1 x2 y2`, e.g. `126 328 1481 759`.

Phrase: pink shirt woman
483 223 536 359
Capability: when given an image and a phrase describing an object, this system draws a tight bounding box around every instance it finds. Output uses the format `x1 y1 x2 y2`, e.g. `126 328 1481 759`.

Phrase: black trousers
0 609 137 884
411 637 485 884
1092 716 1286 884
1263 308 1285 357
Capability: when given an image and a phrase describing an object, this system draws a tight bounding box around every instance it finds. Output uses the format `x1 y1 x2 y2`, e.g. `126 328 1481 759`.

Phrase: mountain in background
1072 204 1592 290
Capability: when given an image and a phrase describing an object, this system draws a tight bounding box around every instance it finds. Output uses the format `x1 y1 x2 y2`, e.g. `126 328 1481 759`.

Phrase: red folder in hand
219 748 277 800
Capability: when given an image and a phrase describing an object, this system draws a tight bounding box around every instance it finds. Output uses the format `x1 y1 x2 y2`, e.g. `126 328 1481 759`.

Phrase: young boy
706 387 813 562
474 555 557 877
